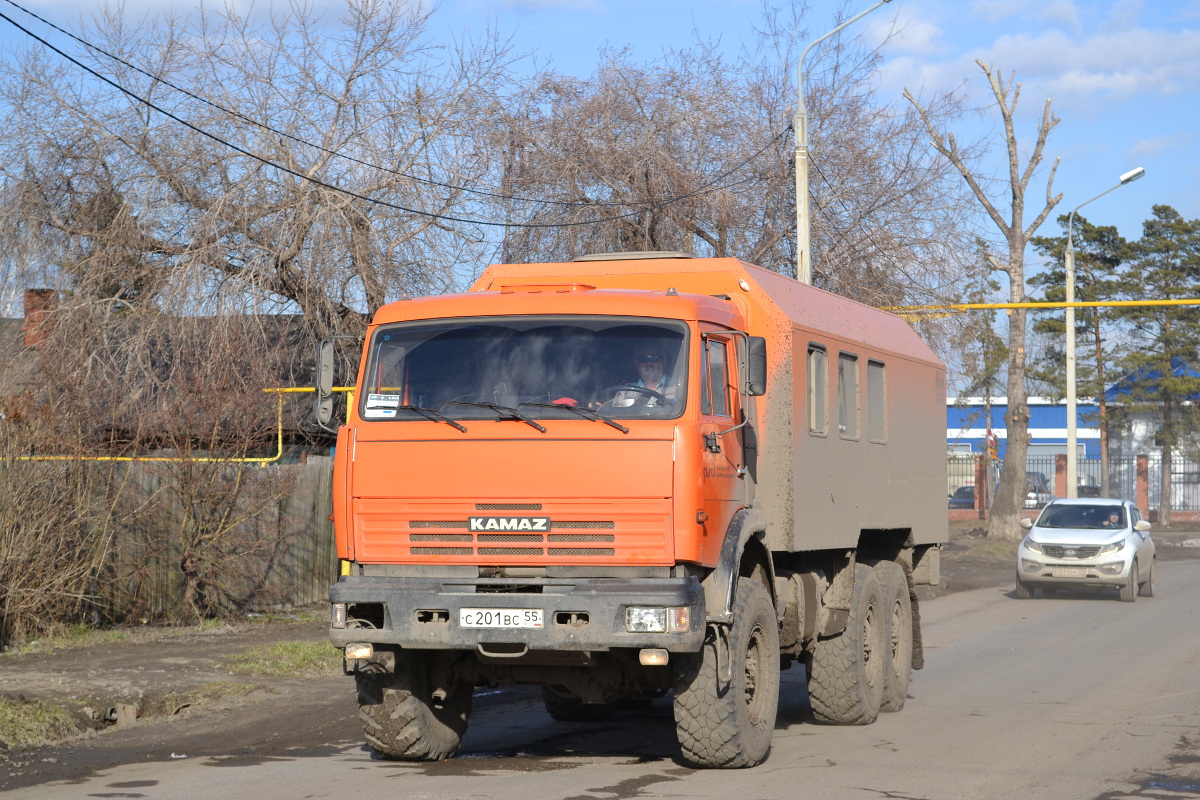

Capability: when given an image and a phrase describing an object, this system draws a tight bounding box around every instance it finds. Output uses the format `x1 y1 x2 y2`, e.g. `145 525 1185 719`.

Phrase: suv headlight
1099 539 1126 556
1022 537 1043 554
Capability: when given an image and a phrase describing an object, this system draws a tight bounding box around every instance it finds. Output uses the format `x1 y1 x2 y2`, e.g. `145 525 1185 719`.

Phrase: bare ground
3 524 1199 792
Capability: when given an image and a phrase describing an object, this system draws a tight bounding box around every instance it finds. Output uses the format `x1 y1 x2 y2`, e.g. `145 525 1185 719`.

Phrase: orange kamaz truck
325 252 945 768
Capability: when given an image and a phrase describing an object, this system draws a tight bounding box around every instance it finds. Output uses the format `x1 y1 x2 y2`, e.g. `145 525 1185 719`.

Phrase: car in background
948 485 975 509
1016 498 1155 602
1025 472 1052 508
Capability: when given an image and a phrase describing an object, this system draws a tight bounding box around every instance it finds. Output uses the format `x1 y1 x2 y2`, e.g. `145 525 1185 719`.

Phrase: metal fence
949 451 1200 511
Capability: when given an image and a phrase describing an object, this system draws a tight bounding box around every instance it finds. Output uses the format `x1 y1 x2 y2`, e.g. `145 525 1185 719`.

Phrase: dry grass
226 641 341 678
0 696 84 750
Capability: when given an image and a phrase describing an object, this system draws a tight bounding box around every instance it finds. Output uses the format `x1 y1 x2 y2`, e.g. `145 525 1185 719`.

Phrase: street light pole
1064 166 1145 497
793 0 892 283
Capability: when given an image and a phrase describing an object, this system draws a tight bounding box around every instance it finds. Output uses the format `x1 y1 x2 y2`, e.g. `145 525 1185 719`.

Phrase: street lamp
793 0 892 284
1065 166 1145 497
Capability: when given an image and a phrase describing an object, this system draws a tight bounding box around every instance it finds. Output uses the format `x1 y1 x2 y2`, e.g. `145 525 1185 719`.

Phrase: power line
1 0 786 220
1 8 791 231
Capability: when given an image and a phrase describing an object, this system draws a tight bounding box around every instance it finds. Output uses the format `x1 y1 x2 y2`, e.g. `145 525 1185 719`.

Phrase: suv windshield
360 316 688 422
1037 504 1126 530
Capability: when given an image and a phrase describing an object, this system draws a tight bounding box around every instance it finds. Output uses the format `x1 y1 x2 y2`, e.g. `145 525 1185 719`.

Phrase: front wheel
1119 559 1139 603
355 652 473 761
1139 559 1156 597
1015 572 1035 600
673 579 780 768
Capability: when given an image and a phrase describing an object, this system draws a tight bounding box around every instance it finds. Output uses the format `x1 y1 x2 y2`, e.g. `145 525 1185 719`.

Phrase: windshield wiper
395 405 468 433
442 401 546 433
520 402 629 434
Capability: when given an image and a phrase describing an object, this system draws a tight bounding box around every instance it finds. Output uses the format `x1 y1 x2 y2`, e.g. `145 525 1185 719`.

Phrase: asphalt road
13 562 1200 800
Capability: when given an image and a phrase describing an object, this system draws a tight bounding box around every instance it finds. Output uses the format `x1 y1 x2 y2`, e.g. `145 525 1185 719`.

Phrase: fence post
1054 454 1066 499
975 455 988 520
1136 454 1149 521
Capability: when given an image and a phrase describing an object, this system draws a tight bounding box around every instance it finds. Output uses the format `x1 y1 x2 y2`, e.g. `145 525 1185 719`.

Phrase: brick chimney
22 289 57 348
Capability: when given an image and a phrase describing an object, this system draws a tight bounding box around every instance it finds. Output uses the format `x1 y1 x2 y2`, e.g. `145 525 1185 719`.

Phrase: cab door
699 329 745 535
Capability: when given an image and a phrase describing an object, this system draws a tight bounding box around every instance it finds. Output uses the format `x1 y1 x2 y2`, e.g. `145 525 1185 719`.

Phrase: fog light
639 648 669 666
345 642 373 660
1098 562 1124 575
626 607 667 633
1020 559 1040 572
331 603 347 629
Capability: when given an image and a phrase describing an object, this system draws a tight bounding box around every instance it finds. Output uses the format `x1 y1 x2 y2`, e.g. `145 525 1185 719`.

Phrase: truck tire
872 561 912 713
672 579 780 768
808 563 885 725
355 652 472 761
541 688 616 721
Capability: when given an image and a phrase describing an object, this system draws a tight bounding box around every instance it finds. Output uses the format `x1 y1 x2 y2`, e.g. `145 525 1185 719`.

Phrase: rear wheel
809 563 885 725
1139 559 1156 597
541 688 616 722
355 652 473 761
673 579 780 768
1120 560 1139 602
872 561 912 713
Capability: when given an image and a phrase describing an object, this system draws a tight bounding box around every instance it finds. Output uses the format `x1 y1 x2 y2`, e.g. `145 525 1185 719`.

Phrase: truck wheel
541 688 616 721
808 563 885 725
872 561 912 713
672 579 780 768
355 652 472 761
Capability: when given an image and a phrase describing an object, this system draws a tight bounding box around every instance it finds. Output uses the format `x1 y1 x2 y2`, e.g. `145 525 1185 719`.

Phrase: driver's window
702 336 730 418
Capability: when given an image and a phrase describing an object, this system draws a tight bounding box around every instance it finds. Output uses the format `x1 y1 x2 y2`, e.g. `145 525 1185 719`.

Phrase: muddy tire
1015 572 1034 600
872 561 913 713
355 652 472 761
1119 560 1138 603
541 688 616 722
673 579 780 768
809 563 885 725
1139 559 1155 597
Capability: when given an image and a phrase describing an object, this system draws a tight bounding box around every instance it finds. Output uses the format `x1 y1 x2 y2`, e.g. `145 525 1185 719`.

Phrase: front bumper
329 574 706 653
1018 548 1133 589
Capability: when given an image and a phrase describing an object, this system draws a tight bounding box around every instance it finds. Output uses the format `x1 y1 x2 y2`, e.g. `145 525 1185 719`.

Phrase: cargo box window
359 316 688 422
807 345 828 435
838 352 859 439
868 359 887 443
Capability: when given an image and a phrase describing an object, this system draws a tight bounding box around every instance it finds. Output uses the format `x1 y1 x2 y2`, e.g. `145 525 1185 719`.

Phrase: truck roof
469 255 940 368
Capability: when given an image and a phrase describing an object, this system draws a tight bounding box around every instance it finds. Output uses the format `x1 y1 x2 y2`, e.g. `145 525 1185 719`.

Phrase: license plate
1052 567 1086 578
459 608 543 629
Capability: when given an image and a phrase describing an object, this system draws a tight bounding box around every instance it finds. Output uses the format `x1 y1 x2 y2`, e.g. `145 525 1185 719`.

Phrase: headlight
1099 539 1127 556
1023 538 1043 554
625 606 690 633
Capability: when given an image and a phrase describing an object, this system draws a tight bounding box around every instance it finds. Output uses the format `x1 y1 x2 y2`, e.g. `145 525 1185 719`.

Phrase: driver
610 343 678 408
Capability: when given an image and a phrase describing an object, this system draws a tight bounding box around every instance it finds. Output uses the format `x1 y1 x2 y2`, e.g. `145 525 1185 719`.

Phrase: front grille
1042 544 1103 559
355 498 671 564
476 503 543 511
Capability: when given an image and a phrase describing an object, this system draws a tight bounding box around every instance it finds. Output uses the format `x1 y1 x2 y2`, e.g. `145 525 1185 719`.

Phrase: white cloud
969 0 1031 21
1126 132 1197 162
1036 0 1082 33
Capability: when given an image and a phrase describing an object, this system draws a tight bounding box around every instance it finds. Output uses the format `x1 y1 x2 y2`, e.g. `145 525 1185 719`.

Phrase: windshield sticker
364 407 397 418
367 394 400 408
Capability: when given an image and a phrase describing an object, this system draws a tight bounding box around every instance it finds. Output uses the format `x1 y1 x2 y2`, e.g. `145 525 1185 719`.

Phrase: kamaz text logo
468 516 551 532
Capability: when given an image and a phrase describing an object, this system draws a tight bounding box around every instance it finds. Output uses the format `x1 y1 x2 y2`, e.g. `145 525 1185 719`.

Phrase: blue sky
435 0 1197 273
2 0 1197 284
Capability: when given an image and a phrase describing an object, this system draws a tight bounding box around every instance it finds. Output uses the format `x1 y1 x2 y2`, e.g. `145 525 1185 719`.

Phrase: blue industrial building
947 397 1101 460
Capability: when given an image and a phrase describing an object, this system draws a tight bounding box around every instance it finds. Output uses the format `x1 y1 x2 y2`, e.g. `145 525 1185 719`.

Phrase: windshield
1037 504 1126 530
360 316 689 422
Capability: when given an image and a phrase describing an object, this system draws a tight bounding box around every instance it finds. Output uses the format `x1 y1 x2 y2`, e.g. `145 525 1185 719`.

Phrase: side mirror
746 336 767 396
1020 518 1033 529
314 340 335 427
1134 520 1151 532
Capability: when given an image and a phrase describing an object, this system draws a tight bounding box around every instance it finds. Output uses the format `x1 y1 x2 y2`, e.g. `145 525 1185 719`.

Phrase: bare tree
491 7 975 312
0 1 520 335
906 61 1063 539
